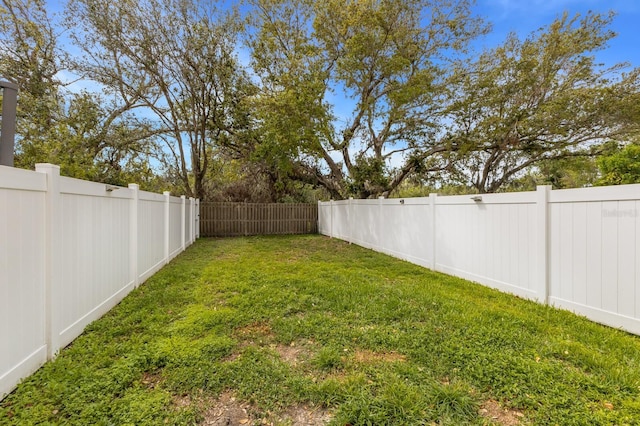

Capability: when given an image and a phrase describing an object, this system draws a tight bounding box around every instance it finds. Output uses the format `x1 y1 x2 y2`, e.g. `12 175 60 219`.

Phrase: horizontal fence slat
199 202 318 237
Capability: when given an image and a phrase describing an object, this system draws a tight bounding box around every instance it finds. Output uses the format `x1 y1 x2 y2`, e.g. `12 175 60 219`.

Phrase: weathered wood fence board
200 202 317 237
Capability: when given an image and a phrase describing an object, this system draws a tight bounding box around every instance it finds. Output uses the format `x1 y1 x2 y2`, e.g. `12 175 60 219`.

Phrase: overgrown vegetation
2 236 640 425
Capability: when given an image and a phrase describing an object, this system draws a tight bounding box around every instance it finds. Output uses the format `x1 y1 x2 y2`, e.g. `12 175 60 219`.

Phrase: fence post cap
0 80 18 91
35 163 60 172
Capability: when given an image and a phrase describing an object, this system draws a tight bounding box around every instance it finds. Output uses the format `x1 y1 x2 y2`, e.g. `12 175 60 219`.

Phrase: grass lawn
3 235 640 425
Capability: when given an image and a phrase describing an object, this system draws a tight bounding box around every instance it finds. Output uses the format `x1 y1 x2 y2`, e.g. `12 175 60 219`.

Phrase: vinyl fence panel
138 190 166 282
319 184 640 336
435 192 539 300
0 166 47 400
0 164 198 401
169 196 184 260
57 177 133 350
376 198 433 268
548 186 640 332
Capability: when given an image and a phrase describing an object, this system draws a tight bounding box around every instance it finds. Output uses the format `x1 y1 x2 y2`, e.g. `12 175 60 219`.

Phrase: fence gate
199 202 318 237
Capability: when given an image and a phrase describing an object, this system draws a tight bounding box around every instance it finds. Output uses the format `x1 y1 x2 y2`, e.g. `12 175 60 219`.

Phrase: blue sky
474 0 640 68
53 0 640 93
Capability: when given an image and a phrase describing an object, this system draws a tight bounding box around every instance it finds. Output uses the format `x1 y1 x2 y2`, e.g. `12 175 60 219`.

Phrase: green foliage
528 156 600 190
597 143 640 186
66 0 253 199
348 156 390 198
0 0 165 189
248 0 488 199
3 1 639 200
4 236 640 424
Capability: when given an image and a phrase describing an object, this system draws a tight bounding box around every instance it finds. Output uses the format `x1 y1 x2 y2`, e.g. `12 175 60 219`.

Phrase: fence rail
319 185 640 336
200 202 317 237
0 164 198 400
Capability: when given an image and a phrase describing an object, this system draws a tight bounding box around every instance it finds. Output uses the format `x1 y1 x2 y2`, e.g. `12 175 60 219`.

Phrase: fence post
189 197 194 244
191 198 196 241
348 197 353 244
195 199 200 239
429 193 437 270
164 191 170 264
128 184 140 288
243 202 248 236
329 200 334 238
378 196 384 250
181 195 186 251
536 185 551 304
35 163 62 359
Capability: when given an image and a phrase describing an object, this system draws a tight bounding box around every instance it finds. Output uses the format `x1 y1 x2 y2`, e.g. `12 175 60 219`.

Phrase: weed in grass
313 347 344 372
428 380 479 423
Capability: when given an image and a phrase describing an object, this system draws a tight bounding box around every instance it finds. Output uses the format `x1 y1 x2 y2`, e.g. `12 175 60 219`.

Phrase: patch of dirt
224 322 277 362
275 343 311 366
141 371 163 389
223 351 242 363
319 370 351 383
173 394 192 409
234 322 274 339
215 253 241 262
479 399 525 426
197 392 332 426
353 350 407 364
278 403 332 425
200 392 253 426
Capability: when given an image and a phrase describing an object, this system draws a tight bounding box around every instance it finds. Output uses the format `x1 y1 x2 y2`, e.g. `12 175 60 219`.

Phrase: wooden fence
200 202 317 237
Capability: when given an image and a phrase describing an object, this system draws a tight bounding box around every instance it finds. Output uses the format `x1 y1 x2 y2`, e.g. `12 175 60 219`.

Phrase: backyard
2 235 640 425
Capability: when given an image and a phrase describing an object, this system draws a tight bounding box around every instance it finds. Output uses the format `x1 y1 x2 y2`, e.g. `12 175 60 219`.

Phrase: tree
0 0 64 162
248 0 487 199
444 12 640 193
0 0 162 188
67 0 253 199
597 140 640 186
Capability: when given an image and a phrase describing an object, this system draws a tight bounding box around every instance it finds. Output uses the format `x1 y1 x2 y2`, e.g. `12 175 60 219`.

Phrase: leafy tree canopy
248 0 488 199
1 0 639 200
443 12 640 193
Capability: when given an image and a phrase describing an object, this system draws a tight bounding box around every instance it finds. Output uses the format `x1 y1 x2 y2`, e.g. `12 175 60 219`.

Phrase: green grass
2 235 640 425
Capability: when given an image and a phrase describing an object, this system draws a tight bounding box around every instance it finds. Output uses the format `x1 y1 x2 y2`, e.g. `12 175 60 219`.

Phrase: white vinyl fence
0 164 199 400
319 184 640 335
